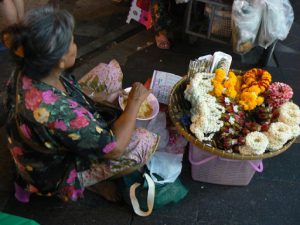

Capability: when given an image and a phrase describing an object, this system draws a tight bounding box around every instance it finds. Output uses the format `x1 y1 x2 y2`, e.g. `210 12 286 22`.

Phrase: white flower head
233 105 239 113
264 132 285 151
244 131 269 154
278 102 300 126
229 116 235 125
267 122 292 143
290 125 300 138
224 97 230 104
239 146 254 155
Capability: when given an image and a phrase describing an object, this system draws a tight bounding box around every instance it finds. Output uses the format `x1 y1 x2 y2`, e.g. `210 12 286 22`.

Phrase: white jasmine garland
264 132 285 151
193 72 215 79
204 133 215 141
190 124 214 141
281 101 300 111
268 142 284 151
290 125 300 138
239 145 254 155
267 122 292 143
264 122 294 151
185 73 225 141
190 124 204 140
278 102 300 126
186 79 212 105
244 131 269 155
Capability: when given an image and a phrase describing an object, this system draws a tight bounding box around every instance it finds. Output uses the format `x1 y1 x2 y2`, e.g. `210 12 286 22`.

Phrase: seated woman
1 6 159 202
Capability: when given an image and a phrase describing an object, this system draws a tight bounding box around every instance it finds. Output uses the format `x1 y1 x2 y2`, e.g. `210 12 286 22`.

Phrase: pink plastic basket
189 144 263 186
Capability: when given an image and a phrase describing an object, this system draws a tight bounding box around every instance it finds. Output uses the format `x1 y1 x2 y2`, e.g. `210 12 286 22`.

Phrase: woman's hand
127 82 151 105
109 82 150 159
82 87 121 104
94 90 121 104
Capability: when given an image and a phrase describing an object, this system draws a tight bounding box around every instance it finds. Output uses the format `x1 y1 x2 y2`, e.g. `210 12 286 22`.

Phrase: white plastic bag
136 112 169 149
147 151 183 184
146 112 169 149
138 111 185 184
232 0 264 54
258 0 294 48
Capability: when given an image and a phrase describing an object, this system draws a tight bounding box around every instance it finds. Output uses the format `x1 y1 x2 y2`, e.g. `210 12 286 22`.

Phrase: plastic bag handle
129 173 155 217
188 147 217 166
248 161 264 173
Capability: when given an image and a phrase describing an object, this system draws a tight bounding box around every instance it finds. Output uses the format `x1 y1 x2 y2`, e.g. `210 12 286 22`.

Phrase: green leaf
90 76 99 91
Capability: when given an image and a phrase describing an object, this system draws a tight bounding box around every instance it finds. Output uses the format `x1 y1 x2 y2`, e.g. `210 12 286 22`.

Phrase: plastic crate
189 144 263 186
205 4 232 38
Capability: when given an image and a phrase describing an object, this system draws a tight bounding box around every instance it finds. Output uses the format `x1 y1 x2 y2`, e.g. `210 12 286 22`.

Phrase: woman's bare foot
87 180 121 202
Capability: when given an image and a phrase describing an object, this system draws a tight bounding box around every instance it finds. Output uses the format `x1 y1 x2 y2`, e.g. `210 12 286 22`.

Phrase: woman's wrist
125 99 140 115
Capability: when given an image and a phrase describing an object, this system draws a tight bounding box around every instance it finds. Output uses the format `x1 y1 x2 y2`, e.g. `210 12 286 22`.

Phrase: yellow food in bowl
123 97 153 118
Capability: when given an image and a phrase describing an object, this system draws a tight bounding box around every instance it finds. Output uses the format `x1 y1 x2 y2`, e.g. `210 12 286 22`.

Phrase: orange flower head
226 88 237 99
247 85 261 95
214 68 226 82
213 83 224 97
235 76 243 92
256 96 264 105
239 92 259 110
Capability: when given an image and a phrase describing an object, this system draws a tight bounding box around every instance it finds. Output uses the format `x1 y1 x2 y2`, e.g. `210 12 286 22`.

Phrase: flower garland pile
184 65 300 156
185 72 225 141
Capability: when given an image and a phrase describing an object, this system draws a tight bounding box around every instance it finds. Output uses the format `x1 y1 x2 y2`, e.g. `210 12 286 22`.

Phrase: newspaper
150 70 182 105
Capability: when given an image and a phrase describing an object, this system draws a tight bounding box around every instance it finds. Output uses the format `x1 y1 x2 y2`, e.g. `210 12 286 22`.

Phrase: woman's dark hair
1 6 75 80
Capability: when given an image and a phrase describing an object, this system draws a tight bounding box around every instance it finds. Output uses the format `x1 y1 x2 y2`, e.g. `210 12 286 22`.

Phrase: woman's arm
84 89 121 105
105 82 150 159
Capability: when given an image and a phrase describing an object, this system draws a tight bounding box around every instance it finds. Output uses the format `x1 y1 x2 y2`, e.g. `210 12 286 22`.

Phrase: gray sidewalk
1 1 300 224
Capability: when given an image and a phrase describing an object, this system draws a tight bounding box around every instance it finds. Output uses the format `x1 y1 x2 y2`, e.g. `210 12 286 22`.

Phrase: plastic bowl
118 87 159 120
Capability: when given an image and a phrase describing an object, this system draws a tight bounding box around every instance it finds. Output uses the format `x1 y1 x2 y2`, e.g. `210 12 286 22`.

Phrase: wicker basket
168 75 296 160
189 144 262 186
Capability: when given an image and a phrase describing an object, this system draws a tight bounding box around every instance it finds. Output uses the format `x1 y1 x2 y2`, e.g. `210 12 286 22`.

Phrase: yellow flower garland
212 69 238 99
211 68 272 111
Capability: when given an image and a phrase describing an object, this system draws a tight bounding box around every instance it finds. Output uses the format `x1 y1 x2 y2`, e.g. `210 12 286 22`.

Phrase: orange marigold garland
238 68 272 110
242 68 272 93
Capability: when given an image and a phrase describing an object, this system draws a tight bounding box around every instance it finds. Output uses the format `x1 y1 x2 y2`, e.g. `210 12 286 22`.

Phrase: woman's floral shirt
7 73 117 201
